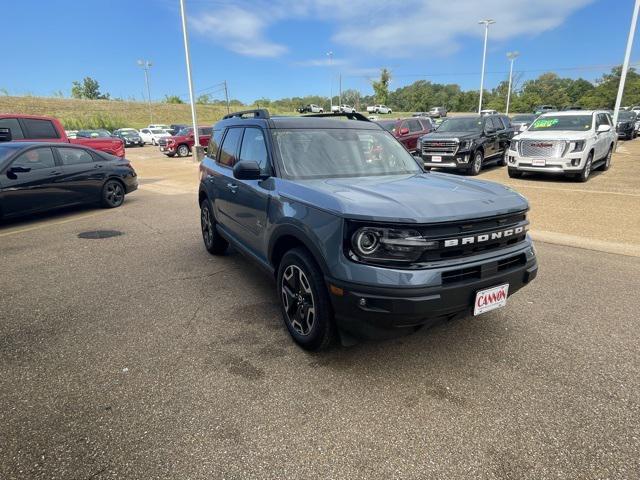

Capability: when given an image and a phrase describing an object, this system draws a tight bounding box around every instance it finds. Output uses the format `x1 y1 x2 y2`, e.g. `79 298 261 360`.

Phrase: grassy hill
0 96 279 130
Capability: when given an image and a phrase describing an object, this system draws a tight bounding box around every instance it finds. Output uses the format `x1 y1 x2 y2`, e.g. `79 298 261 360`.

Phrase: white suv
507 110 616 182
366 104 392 114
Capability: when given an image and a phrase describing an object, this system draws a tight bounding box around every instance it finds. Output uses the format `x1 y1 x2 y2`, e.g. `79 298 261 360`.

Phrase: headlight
570 140 585 152
509 140 519 151
459 140 473 150
349 226 439 264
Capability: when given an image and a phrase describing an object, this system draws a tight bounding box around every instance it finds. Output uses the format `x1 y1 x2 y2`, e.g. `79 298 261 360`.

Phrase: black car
616 111 637 140
419 114 515 175
168 124 189 135
0 142 137 219
113 129 144 147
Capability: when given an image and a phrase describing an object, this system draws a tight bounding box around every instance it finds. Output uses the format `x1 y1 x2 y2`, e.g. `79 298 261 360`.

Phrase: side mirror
398 127 410 136
233 160 264 180
597 124 611 133
485 127 497 135
0 128 12 142
7 166 31 178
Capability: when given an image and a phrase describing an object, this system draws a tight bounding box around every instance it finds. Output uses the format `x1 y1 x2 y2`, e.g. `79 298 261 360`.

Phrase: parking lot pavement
1 151 640 479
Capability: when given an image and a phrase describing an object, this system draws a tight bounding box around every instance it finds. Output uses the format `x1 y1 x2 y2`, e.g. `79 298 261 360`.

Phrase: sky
2 0 640 103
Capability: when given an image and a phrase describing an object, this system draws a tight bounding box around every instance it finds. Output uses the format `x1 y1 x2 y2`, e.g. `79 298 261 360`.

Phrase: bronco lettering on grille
443 226 526 248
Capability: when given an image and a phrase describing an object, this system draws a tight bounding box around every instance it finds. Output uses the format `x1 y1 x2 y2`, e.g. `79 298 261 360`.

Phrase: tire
601 145 613 171
165 153 176 158
101 180 125 208
177 144 190 157
577 152 593 182
152 139 157 146
200 200 228 255
469 150 483 176
498 149 508 166
277 248 335 351
508 167 522 178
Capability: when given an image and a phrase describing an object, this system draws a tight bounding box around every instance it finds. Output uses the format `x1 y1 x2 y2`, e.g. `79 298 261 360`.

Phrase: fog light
571 158 580 166
509 156 515 164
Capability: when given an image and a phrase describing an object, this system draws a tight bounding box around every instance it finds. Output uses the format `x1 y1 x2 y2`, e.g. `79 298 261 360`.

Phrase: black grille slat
422 140 458 155
497 253 527 271
442 266 481 284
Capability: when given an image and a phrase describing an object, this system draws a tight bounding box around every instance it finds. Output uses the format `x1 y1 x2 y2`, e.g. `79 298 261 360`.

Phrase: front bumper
507 150 587 173
326 244 537 340
421 152 472 169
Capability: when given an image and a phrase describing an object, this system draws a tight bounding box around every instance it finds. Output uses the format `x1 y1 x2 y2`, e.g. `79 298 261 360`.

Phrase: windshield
436 117 482 132
512 114 536 122
529 115 592 131
176 128 193 136
618 112 636 121
151 129 166 134
273 129 421 179
77 130 111 138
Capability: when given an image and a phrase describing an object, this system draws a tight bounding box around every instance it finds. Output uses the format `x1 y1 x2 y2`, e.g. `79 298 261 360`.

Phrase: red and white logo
474 284 509 315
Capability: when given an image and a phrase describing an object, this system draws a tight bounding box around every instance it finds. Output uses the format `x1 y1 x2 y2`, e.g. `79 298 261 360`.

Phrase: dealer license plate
431 155 442 162
474 284 509 316
532 159 546 167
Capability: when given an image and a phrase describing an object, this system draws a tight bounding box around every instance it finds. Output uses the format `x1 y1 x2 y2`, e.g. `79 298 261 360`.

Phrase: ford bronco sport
198 110 537 350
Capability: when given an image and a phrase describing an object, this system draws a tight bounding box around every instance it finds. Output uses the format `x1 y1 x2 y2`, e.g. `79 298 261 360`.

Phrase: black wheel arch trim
268 224 331 276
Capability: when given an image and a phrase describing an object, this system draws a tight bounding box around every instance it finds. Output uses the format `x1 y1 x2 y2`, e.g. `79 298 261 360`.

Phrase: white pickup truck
366 104 392 114
331 104 357 113
507 110 616 182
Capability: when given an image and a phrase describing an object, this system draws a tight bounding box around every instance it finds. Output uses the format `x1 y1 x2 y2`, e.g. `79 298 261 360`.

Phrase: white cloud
190 0 594 59
295 58 348 67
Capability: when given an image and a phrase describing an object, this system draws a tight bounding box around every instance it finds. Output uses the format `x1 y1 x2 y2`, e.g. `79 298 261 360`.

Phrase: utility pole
223 80 230 114
137 60 153 123
478 19 495 113
326 51 333 109
179 0 201 161
339 74 342 107
506 51 519 115
613 0 640 125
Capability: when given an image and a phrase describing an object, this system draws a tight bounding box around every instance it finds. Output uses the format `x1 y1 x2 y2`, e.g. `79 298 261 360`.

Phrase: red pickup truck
158 126 212 157
0 114 125 158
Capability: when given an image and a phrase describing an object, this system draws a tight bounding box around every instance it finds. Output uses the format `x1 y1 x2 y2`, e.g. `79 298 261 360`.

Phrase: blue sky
2 0 639 103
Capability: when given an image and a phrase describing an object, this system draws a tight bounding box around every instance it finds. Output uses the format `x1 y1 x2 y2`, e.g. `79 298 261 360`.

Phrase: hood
514 130 590 141
279 173 528 223
421 131 478 141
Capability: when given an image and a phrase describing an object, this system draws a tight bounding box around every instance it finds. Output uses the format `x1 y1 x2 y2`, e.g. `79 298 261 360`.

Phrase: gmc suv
198 110 537 350
419 115 514 175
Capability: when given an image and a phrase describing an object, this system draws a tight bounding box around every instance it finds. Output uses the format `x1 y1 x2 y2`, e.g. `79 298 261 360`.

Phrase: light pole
179 0 201 161
613 0 640 125
326 51 333 110
478 19 495 113
506 51 519 115
137 59 153 123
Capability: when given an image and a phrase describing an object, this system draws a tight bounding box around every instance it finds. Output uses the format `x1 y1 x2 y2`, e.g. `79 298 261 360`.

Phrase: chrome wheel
281 265 315 336
178 145 190 157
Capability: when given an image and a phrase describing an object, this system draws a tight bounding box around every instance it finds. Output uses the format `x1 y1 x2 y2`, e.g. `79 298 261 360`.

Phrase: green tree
164 95 184 104
196 94 212 104
371 68 391 104
71 77 110 100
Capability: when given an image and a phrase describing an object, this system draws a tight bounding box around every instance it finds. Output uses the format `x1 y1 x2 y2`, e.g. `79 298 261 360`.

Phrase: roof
216 113 382 130
0 142 88 149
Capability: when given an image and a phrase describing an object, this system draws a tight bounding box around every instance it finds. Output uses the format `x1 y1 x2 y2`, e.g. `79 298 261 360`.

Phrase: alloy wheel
281 265 315 336
105 182 124 207
178 145 190 157
201 205 213 248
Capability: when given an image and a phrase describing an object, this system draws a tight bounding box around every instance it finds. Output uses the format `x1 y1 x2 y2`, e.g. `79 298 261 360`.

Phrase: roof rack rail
302 112 371 122
222 109 270 120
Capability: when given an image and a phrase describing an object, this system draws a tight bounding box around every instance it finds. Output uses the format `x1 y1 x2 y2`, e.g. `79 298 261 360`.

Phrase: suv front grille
158 138 168 147
520 140 566 157
422 140 458 155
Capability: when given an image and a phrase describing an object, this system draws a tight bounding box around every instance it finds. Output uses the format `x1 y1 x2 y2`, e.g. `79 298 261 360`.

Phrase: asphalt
1 144 639 479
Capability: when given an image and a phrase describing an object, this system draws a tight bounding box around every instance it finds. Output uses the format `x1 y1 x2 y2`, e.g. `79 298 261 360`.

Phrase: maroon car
376 117 434 153
159 126 212 157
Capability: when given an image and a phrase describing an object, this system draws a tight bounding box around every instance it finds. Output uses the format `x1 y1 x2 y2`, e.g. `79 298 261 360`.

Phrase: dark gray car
198 110 537 350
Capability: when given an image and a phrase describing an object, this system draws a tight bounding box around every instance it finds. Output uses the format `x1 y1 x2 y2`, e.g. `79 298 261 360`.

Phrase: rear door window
22 118 60 139
0 118 25 139
407 119 422 132
207 129 224 160
57 147 94 165
217 128 243 167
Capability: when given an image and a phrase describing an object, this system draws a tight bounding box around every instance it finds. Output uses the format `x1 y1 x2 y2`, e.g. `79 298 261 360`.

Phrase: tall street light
137 59 153 123
179 0 201 161
326 51 333 110
505 51 520 115
613 0 640 125
478 19 495 114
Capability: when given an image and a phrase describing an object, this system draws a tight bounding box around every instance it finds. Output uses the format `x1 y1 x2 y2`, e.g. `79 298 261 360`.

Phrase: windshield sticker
532 118 559 128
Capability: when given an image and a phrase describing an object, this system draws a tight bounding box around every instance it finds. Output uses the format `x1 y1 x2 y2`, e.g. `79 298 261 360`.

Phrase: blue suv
198 110 538 350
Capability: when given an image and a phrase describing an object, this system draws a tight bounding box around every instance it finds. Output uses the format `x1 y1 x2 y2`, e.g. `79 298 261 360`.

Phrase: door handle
50 170 62 176
226 182 238 193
